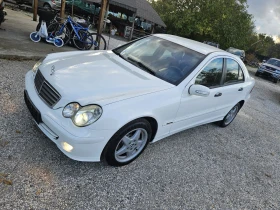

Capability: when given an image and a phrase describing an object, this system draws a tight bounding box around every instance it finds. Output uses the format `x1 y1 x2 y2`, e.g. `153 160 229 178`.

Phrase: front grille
265 67 275 72
34 70 61 107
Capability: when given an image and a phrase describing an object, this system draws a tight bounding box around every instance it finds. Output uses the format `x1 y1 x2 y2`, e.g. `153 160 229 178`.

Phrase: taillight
51 0 56 3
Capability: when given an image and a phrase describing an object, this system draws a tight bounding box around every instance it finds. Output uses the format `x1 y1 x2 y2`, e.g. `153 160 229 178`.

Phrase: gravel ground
0 60 280 210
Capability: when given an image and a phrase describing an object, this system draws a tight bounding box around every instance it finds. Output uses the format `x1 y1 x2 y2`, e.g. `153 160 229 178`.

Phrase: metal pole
33 0 38 21
96 0 108 48
129 13 135 41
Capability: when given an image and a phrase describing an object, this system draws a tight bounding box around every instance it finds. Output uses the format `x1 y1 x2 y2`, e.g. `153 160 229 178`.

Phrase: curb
0 54 43 61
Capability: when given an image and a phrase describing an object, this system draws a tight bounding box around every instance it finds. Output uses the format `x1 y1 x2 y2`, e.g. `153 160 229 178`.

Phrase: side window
195 58 223 88
225 59 244 84
238 66 244 81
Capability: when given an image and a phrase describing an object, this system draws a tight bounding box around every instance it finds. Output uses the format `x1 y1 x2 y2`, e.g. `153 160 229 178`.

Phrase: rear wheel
255 71 260 76
103 119 152 166
48 22 70 45
54 38 64 47
218 103 240 127
90 33 107 50
73 30 93 50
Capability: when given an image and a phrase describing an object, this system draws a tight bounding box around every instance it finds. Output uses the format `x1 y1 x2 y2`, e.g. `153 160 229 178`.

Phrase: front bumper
24 71 115 162
257 68 280 80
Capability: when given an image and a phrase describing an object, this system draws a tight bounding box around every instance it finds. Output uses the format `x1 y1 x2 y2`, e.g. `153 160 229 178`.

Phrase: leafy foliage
151 0 255 50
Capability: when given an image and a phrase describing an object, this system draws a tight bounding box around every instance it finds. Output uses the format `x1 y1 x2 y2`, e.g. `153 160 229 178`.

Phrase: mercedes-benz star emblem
50 65 55 75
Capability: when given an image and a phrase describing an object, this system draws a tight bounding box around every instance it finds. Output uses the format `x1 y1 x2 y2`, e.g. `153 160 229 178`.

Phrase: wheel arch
238 100 245 109
100 116 158 160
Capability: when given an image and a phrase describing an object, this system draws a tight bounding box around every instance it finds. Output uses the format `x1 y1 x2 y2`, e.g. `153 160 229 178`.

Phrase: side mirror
189 84 210 97
263 60 266 63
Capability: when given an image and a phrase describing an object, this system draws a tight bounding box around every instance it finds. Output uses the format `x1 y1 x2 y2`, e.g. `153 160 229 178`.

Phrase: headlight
32 57 45 73
62 103 80 118
62 103 102 127
73 105 102 127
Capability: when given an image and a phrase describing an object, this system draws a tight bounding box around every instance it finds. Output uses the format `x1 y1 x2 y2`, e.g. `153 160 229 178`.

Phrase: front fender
90 87 181 141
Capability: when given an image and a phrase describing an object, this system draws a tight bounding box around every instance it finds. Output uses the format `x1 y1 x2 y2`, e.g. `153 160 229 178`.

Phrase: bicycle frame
58 16 89 41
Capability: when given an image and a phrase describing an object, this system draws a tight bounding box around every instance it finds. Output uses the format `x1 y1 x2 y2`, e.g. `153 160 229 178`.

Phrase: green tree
151 0 255 50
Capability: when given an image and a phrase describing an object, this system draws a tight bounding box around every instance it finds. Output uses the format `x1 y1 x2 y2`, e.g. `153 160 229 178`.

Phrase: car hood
40 51 173 108
262 63 280 71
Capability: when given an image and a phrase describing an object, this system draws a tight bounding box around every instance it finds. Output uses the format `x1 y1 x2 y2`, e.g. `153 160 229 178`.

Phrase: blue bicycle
48 16 104 50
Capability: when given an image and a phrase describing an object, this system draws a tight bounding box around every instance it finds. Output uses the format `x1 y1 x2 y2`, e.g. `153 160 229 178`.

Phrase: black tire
90 33 107 50
47 22 71 45
218 103 240 127
255 71 260 76
73 30 93 50
103 119 152 166
272 78 278 83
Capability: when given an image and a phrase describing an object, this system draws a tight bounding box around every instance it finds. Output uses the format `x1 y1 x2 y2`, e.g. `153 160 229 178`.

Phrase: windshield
113 36 205 85
266 59 280 68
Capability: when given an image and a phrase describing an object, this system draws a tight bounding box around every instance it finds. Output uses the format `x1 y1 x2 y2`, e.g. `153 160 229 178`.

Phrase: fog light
61 142 73 152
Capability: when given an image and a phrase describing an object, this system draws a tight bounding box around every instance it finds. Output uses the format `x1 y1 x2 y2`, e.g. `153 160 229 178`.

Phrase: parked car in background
16 0 60 9
255 58 280 83
203 41 220 48
24 34 255 166
226 47 245 61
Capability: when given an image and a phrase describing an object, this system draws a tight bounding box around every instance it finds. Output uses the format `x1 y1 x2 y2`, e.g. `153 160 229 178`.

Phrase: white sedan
24 34 255 166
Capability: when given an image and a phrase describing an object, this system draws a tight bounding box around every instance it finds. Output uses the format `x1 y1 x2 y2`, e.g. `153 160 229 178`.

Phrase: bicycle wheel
54 38 64 47
30 32 41 42
47 22 70 45
90 33 107 50
73 30 94 50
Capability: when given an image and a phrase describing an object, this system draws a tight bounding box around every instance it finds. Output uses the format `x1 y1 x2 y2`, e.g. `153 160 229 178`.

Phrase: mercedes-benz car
24 34 255 166
255 58 280 83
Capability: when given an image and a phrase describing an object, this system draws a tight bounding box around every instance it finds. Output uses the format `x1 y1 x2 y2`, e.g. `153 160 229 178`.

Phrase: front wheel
218 103 240 127
272 78 278 83
255 71 260 76
30 32 41 42
103 119 152 166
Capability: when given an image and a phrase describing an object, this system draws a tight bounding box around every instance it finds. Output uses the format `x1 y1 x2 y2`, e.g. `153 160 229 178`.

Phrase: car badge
50 65 55 75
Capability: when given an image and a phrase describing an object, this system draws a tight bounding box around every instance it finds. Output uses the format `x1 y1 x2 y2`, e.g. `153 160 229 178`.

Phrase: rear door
215 58 247 117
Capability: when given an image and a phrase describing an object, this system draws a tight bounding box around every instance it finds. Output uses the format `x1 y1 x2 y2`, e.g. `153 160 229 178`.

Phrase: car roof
154 34 224 55
270 58 280 61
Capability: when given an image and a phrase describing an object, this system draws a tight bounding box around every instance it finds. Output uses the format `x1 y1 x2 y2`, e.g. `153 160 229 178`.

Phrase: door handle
238 87 243 91
214 92 222 97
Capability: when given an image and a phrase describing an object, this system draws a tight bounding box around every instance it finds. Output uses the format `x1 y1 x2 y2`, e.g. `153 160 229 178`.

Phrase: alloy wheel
114 128 148 163
224 105 239 125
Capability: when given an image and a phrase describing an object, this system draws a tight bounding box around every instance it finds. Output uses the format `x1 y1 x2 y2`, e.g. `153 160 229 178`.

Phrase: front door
170 57 225 134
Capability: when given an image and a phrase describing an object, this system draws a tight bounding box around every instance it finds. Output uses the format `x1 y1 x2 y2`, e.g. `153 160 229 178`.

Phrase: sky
247 0 280 42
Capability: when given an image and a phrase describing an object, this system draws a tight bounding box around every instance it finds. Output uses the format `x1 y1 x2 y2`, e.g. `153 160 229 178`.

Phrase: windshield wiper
127 57 155 75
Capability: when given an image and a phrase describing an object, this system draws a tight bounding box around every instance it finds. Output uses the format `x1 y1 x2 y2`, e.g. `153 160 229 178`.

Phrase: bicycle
48 15 107 50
